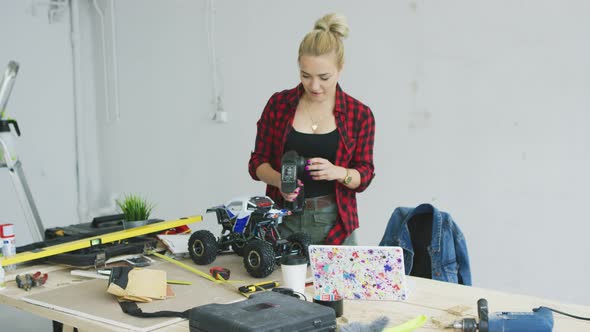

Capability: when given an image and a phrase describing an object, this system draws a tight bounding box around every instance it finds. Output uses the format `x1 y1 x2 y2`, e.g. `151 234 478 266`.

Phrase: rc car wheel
231 240 248 256
243 239 276 278
287 232 311 261
188 230 219 265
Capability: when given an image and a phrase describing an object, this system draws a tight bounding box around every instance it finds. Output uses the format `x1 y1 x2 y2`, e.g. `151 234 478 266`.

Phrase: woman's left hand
306 158 345 182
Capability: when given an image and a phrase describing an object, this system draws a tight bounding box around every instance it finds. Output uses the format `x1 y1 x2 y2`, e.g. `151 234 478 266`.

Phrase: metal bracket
30 0 69 24
94 252 106 269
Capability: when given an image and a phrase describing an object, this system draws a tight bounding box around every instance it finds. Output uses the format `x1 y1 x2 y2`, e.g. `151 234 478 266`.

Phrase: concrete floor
0 304 51 331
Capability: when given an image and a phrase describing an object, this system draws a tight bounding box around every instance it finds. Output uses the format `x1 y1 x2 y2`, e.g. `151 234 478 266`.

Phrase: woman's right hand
281 179 303 202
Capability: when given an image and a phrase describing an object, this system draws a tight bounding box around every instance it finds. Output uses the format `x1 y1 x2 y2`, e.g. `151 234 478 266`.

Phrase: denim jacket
379 204 472 285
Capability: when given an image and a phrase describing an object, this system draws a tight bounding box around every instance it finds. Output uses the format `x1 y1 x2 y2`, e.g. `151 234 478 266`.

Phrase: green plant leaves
116 194 155 222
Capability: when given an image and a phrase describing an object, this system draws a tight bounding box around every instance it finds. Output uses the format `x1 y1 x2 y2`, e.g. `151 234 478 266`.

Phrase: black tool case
16 214 161 267
46 236 158 267
189 291 337 332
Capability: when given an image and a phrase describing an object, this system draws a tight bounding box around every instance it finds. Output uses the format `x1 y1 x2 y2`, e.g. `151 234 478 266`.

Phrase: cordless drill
280 150 307 214
453 298 553 332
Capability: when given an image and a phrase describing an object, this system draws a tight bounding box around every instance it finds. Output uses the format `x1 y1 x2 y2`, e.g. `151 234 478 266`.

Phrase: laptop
308 245 408 301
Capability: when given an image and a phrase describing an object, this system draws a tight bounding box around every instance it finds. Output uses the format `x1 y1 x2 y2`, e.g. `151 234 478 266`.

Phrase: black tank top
284 128 339 198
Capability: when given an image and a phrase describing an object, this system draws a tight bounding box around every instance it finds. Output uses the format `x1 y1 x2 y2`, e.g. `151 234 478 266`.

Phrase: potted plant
116 194 155 229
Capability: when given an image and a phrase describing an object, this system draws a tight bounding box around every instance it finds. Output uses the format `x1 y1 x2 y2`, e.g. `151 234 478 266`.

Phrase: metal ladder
0 61 44 242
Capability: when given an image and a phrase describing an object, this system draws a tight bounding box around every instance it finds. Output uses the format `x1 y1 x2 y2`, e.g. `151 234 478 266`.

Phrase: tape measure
210 266 230 280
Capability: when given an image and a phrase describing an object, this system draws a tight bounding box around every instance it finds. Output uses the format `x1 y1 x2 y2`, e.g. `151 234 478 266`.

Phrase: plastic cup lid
281 254 307 265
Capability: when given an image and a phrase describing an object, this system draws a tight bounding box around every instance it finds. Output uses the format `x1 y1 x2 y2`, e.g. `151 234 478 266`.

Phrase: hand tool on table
209 266 230 280
452 298 553 332
238 280 279 294
16 271 48 291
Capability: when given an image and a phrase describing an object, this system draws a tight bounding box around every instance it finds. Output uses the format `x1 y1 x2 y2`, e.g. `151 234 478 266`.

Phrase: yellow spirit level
0 215 202 267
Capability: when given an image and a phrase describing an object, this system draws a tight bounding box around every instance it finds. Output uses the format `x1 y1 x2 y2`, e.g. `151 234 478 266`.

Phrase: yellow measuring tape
150 251 217 282
150 251 267 298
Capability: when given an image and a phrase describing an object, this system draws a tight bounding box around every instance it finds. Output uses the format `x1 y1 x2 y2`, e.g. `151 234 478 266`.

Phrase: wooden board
22 256 251 332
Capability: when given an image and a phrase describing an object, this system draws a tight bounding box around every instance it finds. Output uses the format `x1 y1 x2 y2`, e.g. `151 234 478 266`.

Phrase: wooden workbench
1 254 589 331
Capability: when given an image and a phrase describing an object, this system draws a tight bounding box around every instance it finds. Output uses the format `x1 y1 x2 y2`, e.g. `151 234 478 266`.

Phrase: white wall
0 1 75 330
100 0 590 304
1 0 589 315
0 0 78 245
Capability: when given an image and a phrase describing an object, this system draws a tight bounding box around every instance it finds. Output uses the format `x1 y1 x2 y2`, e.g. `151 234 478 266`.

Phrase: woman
248 13 375 245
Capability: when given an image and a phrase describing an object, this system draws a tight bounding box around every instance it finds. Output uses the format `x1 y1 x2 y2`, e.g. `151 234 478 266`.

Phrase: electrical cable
536 306 590 321
271 287 307 301
293 290 307 301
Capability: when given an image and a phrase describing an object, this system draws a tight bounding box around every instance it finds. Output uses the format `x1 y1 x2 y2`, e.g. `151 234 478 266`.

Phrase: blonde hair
298 13 349 69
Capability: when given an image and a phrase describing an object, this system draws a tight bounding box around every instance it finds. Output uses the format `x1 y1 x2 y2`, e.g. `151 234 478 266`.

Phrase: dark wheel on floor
287 232 311 261
188 230 218 265
231 240 248 256
243 239 276 278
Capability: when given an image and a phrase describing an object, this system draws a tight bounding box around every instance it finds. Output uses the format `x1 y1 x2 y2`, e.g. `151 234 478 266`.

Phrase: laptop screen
308 245 408 301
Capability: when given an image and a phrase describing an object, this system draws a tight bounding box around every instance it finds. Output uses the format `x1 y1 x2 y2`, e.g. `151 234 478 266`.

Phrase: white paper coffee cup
280 255 308 295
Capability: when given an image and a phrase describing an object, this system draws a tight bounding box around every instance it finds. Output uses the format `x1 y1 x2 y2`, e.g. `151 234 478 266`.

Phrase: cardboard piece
126 269 167 300
107 268 167 302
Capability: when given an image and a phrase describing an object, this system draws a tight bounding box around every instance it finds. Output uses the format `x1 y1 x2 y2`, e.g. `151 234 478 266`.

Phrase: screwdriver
238 280 279 293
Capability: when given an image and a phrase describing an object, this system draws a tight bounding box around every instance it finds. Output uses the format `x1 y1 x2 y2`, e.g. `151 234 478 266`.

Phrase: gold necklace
306 108 329 132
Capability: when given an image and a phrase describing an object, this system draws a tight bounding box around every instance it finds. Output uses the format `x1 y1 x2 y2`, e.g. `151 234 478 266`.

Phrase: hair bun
313 13 349 39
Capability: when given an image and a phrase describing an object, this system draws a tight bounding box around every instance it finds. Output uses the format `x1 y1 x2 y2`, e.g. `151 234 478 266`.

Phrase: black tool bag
16 214 161 267
18 214 127 253
118 291 336 332
45 213 127 239
48 236 158 267
190 291 336 331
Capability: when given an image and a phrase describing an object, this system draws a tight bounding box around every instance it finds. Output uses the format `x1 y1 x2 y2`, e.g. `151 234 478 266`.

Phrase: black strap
118 301 190 319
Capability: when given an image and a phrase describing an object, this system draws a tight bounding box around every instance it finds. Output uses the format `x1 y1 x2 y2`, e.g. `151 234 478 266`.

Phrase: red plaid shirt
249 84 375 244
